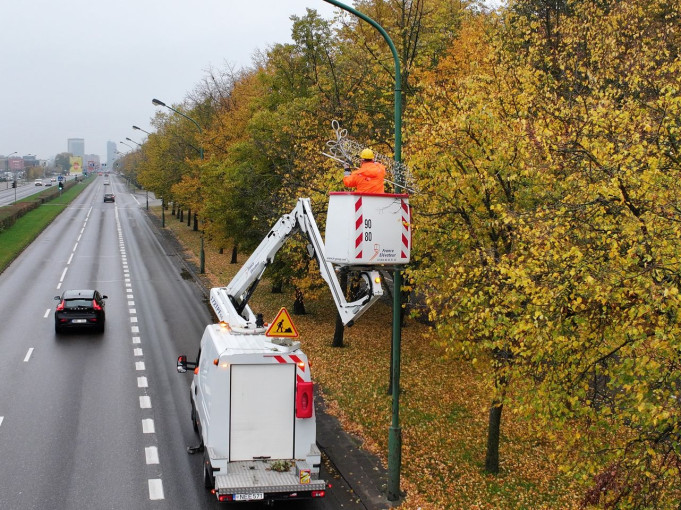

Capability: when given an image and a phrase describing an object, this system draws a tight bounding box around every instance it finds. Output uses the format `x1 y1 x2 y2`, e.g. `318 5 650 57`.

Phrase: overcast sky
1 0 501 162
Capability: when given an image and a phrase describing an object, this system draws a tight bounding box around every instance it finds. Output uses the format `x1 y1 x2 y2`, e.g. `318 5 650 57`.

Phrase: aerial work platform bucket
324 192 411 266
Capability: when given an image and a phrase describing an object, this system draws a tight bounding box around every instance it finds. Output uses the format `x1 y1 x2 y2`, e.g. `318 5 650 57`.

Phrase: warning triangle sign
265 307 299 338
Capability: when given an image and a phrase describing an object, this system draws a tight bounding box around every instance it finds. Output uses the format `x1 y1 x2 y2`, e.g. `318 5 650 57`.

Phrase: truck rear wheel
203 453 214 489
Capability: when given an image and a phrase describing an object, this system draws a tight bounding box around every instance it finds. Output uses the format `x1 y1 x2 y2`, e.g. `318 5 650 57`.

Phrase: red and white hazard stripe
270 354 307 383
401 199 410 259
354 196 364 260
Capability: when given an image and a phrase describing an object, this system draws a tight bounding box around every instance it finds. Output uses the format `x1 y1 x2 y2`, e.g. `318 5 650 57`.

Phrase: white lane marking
57 283 62 290
67 253 73 265
0 417 4 427
23 348 34 362
131 326 139 333
73 242 78 252
129 308 136 314
44 309 50 318
135 361 145 371
137 376 148 388
132 337 141 344
134 348 143 357
59 267 68 282
139 396 152 409
77 234 82 242
128 301 135 306
127 294 134 299
130 317 138 323
145 446 159 464
142 419 155 434
80 228 85 234
148 479 164 500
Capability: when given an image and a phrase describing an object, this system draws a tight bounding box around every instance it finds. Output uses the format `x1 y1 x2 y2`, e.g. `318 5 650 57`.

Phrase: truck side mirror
177 355 197 374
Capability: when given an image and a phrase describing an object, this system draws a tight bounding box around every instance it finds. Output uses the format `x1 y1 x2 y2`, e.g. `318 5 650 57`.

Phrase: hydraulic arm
210 198 383 330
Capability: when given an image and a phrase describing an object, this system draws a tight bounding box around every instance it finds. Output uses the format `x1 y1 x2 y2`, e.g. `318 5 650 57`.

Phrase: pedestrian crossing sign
265 307 299 338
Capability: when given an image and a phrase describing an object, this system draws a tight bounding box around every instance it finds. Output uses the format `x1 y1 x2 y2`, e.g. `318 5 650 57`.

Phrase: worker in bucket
343 148 386 194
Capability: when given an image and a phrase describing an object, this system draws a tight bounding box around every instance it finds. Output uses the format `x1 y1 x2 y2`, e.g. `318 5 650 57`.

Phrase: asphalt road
0 176 77 207
0 175 363 509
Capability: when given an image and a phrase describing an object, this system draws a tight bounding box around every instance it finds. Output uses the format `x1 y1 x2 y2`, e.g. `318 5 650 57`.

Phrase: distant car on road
50 177 56 182
54 289 107 334
45 180 52 186
104 193 115 203
34 179 43 186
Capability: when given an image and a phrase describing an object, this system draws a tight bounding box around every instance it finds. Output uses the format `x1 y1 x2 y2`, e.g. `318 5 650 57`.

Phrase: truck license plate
234 493 264 501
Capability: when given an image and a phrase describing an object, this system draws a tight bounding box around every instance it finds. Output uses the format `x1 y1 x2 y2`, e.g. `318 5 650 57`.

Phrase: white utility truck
177 194 411 504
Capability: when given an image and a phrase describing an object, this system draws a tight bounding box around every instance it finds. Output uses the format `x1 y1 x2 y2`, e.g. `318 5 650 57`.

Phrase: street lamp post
125 137 142 147
322 0 405 502
119 141 134 151
152 97 205 273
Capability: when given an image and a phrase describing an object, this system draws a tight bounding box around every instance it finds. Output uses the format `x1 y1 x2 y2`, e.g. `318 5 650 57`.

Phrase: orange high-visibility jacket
343 161 386 194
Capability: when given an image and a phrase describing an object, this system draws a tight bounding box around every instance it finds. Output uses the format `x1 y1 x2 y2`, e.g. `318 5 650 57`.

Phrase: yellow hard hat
360 148 374 160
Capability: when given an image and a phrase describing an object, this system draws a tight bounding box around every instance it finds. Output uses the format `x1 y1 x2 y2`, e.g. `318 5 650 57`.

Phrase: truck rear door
230 363 295 461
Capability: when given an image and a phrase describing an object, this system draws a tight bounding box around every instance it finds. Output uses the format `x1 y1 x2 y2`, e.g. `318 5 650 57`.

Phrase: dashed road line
23 348 34 362
145 446 160 465
44 309 50 318
148 479 164 500
116 207 164 501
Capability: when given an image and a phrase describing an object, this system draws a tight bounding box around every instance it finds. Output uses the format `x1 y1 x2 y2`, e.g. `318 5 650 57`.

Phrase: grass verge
0 180 92 272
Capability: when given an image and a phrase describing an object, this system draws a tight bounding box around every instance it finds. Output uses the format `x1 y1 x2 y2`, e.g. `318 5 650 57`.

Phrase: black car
54 289 107 333
104 193 115 202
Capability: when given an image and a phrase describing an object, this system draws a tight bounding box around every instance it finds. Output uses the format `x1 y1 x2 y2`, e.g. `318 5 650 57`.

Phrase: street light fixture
132 125 151 135
119 141 134 150
152 97 205 273
125 137 142 147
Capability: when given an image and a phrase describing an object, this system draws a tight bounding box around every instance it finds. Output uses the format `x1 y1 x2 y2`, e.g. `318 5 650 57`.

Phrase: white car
34 179 43 186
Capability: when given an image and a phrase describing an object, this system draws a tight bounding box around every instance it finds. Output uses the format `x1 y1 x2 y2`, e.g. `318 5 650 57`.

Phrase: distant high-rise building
107 141 116 171
67 138 85 158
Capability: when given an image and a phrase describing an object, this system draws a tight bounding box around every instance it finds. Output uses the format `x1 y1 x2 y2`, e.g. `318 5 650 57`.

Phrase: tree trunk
293 288 306 315
218 247 224 255
179 207 183 222
193 212 198 231
332 270 349 348
484 400 503 474
171 203 176 216
187 208 191 227
231 244 238 264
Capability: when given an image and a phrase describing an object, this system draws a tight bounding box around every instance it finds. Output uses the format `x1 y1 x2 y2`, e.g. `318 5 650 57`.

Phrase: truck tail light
296 381 314 418
312 490 325 498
